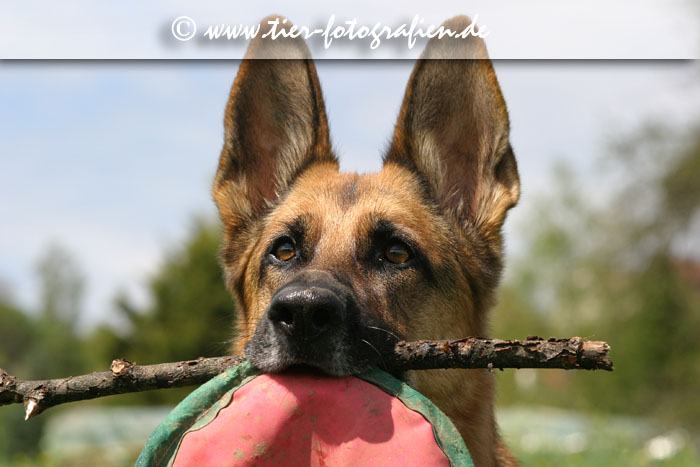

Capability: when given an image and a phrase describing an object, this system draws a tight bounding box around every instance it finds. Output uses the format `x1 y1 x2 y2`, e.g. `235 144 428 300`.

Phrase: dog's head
213 16 519 376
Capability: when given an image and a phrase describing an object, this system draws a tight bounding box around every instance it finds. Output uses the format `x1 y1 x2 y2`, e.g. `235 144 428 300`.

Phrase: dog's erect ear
384 16 519 241
213 15 337 234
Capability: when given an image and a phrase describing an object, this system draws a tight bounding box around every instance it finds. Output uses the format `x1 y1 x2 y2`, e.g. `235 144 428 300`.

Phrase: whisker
365 325 400 341
361 338 386 369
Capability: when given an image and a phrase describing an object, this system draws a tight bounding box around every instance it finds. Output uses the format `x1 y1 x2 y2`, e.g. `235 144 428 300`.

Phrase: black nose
268 284 346 340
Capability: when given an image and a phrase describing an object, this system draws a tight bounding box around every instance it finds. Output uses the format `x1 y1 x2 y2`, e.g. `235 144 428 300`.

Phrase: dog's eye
385 242 412 264
273 239 296 261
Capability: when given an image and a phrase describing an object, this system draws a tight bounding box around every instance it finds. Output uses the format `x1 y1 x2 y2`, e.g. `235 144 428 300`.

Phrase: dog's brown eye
274 240 296 261
385 243 411 264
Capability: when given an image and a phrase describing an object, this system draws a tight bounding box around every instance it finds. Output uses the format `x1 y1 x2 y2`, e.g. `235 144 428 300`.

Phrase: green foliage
0 219 237 460
498 405 698 466
35 244 84 326
0 246 89 461
511 447 699 467
122 219 235 362
0 302 34 373
91 218 237 404
493 126 700 434
0 302 43 461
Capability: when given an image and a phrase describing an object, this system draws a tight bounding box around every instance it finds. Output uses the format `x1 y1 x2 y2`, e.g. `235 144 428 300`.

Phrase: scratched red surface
173 373 449 466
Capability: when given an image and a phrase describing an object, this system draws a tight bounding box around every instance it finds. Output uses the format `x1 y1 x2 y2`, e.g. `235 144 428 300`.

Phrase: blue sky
2 60 698 329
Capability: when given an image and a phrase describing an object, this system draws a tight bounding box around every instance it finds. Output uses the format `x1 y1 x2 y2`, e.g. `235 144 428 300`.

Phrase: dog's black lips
244 316 401 378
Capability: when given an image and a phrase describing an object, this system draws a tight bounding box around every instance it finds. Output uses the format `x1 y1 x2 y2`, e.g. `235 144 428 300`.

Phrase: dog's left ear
213 15 337 236
385 16 519 241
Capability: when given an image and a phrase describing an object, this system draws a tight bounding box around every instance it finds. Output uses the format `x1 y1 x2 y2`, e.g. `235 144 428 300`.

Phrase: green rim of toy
136 361 473 467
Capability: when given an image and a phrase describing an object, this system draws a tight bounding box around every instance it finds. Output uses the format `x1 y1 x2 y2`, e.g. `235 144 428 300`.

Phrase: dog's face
226 165 489 376
213 16 519 378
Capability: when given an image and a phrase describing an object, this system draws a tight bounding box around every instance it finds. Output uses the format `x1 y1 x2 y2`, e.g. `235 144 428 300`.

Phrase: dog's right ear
213 15 336 235
384 16 519 243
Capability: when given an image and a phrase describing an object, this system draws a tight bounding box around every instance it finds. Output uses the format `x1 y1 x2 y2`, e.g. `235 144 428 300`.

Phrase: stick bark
0 336 611 420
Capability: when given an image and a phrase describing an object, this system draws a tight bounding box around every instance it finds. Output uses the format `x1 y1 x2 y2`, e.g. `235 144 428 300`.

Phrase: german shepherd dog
212 15 520 466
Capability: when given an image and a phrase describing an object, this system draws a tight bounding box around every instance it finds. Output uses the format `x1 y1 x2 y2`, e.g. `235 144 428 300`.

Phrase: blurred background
2 47 700 467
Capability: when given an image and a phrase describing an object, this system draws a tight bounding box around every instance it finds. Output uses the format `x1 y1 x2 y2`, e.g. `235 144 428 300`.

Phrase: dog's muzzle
244 271 396 376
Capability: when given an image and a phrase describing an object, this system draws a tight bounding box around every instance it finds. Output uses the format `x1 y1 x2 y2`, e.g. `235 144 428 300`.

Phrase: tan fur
213 15 520 466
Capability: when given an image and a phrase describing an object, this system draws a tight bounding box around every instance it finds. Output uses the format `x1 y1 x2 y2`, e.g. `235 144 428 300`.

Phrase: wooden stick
388 336 612 371
0 336 611 420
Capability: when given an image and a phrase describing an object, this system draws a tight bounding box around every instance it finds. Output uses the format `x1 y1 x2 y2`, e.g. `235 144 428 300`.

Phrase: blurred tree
0 300 34 375
95 218 237 404
0 299 42 462
0 220 236 459
26 244 87 379
0 245 88 461
35 243 84 326
493 125 700 431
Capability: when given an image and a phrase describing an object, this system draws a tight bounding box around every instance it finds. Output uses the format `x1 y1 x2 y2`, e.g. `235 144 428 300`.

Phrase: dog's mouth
243 330 397 377
243 319 400 378
243 276 402 378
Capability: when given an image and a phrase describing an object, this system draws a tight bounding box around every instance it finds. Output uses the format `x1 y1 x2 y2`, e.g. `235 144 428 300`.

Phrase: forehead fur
260 163 456 265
